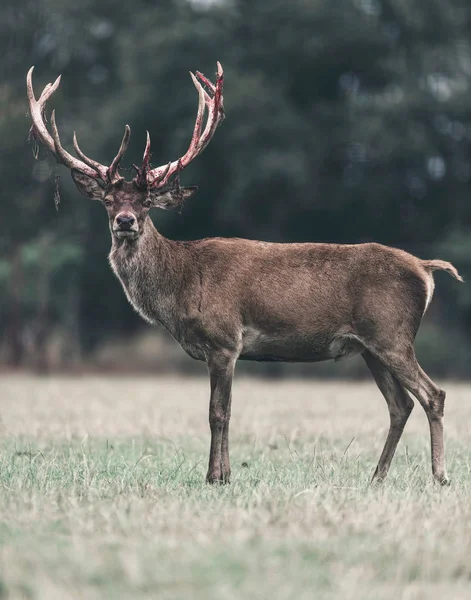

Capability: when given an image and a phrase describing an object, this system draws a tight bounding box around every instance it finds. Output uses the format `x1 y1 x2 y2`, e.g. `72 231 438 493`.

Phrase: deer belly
240 326 362 363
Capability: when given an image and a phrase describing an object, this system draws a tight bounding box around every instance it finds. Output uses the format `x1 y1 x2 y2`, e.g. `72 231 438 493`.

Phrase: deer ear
150 186 198 210
71 169 105 200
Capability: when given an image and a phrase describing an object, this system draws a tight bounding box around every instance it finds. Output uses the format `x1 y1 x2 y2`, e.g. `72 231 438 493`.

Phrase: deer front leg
221 402 232 480
206 353 235 484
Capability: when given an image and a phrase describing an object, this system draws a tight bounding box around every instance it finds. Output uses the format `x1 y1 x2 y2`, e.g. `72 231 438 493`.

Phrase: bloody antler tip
189 72 199 89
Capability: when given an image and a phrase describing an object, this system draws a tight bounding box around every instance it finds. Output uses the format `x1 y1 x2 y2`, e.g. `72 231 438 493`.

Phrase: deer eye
104 199 113 207
143 198 152 208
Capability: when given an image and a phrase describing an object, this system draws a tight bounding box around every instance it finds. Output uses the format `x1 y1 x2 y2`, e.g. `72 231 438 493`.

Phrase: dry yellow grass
0 375 470 599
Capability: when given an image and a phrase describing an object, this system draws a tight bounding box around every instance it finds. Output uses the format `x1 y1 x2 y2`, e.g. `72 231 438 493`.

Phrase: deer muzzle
113 212 139 238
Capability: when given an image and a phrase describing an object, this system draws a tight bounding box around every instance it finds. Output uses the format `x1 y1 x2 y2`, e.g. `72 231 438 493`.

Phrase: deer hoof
206 472 230 485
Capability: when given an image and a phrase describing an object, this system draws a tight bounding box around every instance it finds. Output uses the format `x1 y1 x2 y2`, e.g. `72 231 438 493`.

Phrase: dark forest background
1 0 471 377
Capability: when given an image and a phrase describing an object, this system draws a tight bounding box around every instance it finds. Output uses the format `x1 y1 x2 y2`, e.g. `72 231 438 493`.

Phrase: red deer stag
27 64 462 485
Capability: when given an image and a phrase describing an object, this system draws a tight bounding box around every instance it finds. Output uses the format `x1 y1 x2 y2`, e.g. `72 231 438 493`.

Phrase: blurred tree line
1 0 470 376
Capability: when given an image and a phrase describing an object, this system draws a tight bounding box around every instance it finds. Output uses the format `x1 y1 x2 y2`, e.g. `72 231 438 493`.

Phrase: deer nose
116 214 135 230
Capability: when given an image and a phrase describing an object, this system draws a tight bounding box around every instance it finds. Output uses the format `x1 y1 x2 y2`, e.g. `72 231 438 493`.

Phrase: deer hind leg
206 352 236 484
367 346 449 485
363 351 414 483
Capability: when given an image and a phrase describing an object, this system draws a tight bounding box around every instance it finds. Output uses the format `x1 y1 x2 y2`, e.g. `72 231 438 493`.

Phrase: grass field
0 375 470 599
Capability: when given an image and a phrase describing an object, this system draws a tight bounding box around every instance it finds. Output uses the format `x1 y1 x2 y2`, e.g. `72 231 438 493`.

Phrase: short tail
421 259 464 282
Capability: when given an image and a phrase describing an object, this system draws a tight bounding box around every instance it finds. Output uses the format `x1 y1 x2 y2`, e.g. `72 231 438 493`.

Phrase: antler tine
144 71 206 188
26 67 122 182
195 60 223 94
196 81 213 108
153 161 172 186
108 125 131 182
74 126 131 184
27 67 60 156
142 130 152 170
132 131 153 189
195 62 224 109
195 65 225 155
195 71 215 94
51 110 108 180
74 131 108 181
27 66 106 180
187 72 208 156
145 62 225 190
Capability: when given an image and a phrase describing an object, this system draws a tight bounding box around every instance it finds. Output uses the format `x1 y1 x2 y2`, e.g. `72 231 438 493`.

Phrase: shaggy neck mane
108 217 187 327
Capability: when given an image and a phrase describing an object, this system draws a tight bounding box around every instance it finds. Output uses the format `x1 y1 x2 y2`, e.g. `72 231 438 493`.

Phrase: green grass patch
0 376 470 599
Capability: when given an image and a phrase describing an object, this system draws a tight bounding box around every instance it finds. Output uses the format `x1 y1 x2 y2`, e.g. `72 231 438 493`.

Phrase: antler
137 62 225 190
27 66 130 184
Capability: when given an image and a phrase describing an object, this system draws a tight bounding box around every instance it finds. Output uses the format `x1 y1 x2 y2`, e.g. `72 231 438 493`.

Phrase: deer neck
108 217 184 330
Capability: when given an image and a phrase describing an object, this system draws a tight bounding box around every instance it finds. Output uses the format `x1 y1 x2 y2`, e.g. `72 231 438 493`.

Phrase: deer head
27 63 225 240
